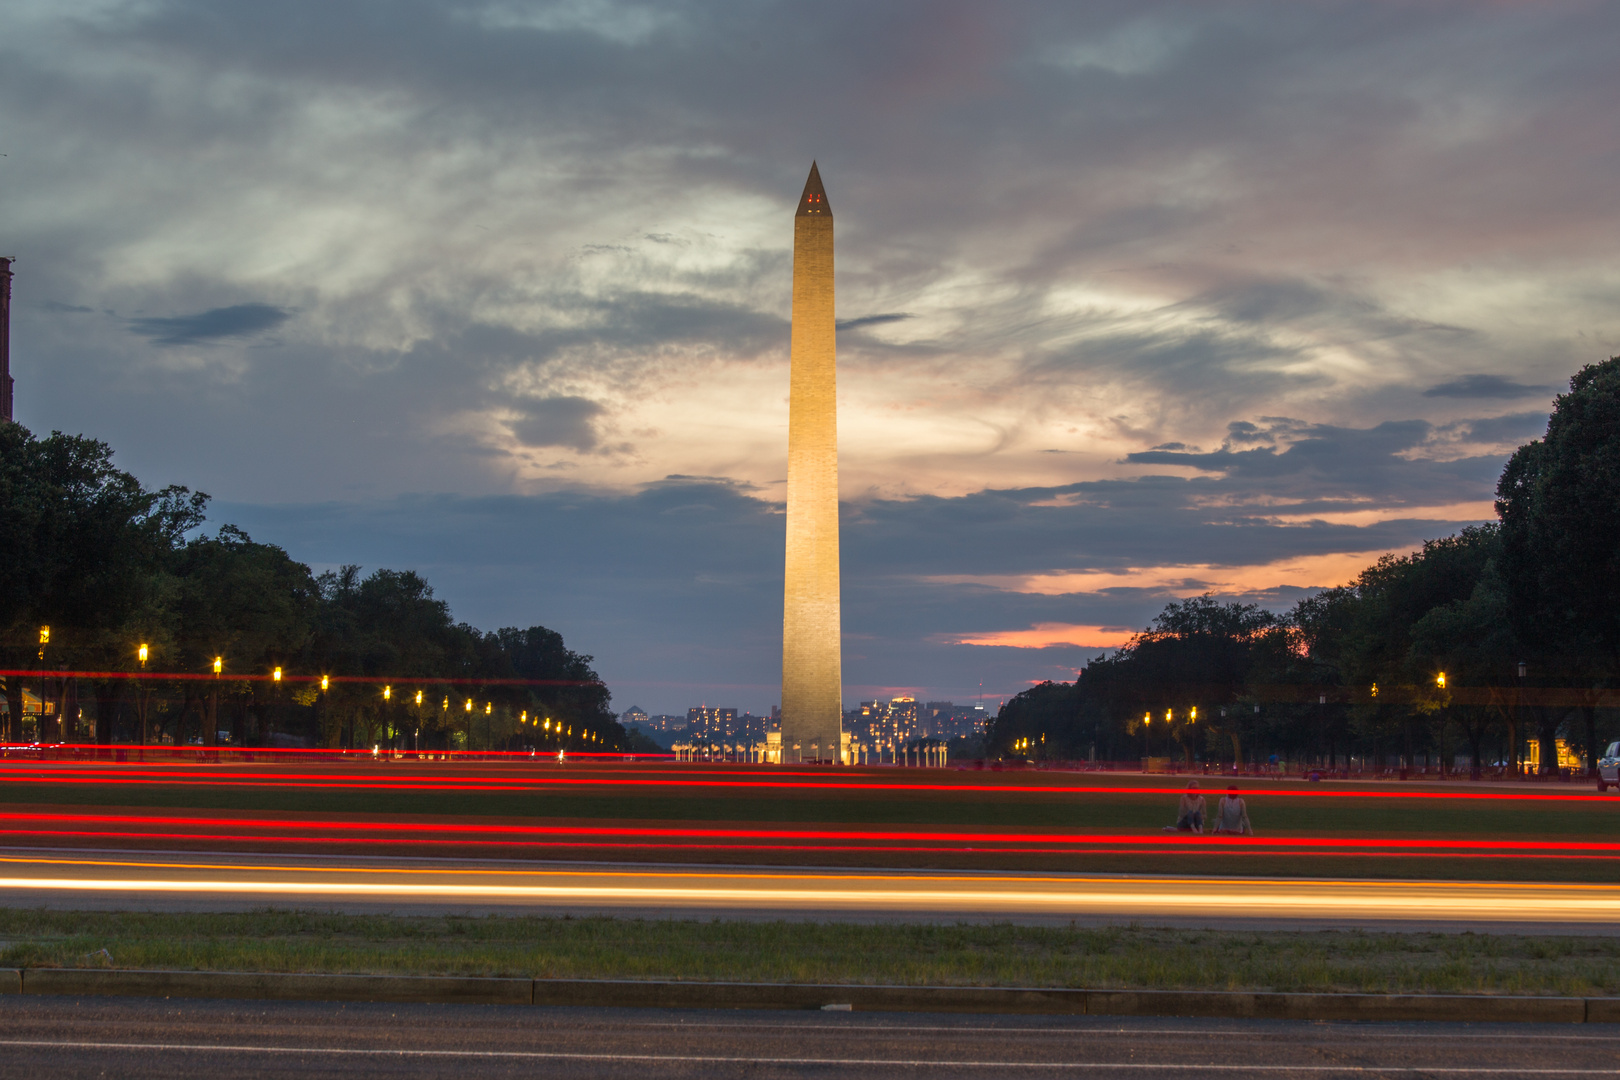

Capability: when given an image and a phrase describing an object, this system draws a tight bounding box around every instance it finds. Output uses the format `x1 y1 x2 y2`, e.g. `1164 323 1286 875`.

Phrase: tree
987 681 1075 759
1498 357 1620 654
492 625 619 748
1497 356 1620 771
170 526 319 746
1298 527 1500 771
0 423 205 740
1408 562 1519 774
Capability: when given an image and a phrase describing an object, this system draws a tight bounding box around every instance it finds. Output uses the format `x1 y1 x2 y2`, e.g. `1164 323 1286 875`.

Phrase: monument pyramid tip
796 162 831 218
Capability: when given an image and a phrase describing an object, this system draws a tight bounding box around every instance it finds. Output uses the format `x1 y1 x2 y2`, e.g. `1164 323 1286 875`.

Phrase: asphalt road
0 995 1614 1078
1 847 1617 931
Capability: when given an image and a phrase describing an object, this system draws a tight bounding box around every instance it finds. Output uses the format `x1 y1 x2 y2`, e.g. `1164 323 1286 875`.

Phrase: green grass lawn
1 764 1613 835
1 908 1615 997
1 763 1615 879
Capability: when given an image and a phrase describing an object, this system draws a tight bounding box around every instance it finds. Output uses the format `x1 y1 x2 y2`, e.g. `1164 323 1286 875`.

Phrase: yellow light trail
0 854 1615 923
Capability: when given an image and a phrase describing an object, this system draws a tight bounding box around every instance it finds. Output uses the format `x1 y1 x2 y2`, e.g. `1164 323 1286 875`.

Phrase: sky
4 1 1618 716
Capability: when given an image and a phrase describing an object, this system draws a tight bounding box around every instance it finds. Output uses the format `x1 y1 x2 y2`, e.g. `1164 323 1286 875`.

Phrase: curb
2 969 1609 1023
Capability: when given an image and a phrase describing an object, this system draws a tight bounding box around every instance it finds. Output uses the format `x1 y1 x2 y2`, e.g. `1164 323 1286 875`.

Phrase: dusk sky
5 1 1617 716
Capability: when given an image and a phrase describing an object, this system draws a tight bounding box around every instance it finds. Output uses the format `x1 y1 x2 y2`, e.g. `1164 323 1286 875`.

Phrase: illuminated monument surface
780 163 845 764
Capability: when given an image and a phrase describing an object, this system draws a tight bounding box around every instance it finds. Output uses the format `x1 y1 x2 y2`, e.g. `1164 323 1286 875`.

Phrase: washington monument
780 162 844 763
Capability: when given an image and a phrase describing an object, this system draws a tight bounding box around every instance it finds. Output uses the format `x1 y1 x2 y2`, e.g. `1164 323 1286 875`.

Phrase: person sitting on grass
1163 781 1205 833
1212 785 1253 836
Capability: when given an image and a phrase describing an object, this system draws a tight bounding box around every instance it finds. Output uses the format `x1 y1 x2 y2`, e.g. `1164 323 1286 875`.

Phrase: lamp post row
19 637 605 752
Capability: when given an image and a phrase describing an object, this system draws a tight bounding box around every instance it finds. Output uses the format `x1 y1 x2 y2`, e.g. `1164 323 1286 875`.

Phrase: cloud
4 0 1617 708
129 303 290 346
1120 418 1473 499
1423 374 1553 399
215 445 1500 714
42 301 93 314
1445 411 1548 448
836 313 912 332
509 396 606 451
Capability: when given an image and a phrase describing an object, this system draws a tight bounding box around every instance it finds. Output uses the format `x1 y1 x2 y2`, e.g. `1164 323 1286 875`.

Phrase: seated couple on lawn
1163 782 1254 835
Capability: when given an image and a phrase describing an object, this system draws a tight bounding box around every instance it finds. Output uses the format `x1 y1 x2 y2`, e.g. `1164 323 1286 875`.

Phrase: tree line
989 357 1620 776
0 422 621 751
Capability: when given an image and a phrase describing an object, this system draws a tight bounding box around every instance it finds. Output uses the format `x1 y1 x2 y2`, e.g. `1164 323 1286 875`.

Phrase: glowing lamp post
209 656 222 750
1435 673 1447 778
36 626 49 742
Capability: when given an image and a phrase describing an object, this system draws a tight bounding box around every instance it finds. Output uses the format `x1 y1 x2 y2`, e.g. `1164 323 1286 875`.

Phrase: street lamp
1434 673 1447 778
36 627 49 742
266 665 283 748
210 656 222 749
134 643 150 746
1515 660 1528 777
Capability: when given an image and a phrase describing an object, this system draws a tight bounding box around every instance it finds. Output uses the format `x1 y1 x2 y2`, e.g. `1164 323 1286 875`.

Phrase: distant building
620 706 649 728
846 697 923 744
736 712 773 741
923 701 988 741
686 706 739 742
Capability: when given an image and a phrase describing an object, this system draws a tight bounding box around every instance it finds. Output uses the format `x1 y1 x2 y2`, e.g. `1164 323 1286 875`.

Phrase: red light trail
1 810 1613 861
0 754 1608 800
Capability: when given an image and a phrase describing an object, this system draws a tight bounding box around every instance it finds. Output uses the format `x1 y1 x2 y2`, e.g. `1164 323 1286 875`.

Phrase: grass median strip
1 908 1616 997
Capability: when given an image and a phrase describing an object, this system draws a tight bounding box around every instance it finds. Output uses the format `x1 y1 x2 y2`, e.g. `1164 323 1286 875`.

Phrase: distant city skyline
623 696 986 751
5 3 1615 716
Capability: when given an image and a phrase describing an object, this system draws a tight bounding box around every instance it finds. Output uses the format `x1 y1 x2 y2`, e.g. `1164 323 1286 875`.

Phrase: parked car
1599 742 1620 792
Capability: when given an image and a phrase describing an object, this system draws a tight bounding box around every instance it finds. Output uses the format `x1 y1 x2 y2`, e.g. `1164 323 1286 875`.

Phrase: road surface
2 847 1616 930
0 996 1613 1078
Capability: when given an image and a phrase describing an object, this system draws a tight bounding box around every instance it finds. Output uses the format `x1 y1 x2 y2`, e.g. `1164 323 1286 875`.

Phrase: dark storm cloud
1447 411 1549 448
510 396 605 451
836 313 912 331
1424 374 1554 400
1119 419 1489 504
129 303 291 346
